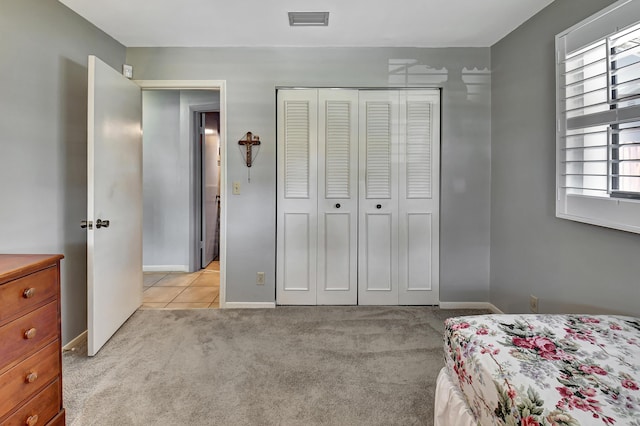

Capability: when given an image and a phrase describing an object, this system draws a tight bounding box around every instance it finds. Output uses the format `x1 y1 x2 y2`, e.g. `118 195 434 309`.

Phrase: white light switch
233 181 241 195
122 64 133 79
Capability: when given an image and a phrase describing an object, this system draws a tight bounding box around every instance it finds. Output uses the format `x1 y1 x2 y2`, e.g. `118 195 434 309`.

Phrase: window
556 0 640 234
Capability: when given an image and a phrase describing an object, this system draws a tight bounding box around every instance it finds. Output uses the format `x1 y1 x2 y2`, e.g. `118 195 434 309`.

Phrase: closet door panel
277 89 318 305
398 90 440 305
317 90 358 305
358 91 399 305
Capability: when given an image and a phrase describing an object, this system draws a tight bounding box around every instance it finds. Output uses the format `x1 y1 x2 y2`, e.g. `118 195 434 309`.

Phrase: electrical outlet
233 181 241 195
256 272 265 285
529 295 539 313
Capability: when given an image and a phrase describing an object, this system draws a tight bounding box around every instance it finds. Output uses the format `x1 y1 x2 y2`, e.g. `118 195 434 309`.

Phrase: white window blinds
556 0 640 233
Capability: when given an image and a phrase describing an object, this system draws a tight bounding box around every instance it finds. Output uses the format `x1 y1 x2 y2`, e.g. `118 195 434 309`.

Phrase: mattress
444 314 640 425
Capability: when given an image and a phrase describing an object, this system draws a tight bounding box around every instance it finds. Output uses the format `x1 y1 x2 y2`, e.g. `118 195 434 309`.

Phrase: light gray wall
127 47 492 303
491 0 640 316
142 90 219 270
142 91 183 268
0 0 125 343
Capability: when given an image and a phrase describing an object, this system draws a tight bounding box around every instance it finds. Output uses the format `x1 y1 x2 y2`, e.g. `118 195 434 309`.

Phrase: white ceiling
59 0 554 48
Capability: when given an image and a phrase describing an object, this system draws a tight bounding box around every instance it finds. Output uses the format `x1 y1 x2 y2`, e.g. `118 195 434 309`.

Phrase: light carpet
63 306 489 426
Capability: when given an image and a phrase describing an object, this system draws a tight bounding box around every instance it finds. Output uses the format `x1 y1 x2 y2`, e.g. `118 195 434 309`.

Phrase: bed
435 314 640 425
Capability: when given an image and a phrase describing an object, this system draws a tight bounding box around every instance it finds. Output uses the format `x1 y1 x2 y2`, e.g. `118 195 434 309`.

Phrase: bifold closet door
317 89 358 305
358 91 400 305
276 90 318 305
358 89 440 306
398 90 440 305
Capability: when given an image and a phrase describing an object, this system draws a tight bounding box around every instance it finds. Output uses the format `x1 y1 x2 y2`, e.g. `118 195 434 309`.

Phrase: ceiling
59 0 554 48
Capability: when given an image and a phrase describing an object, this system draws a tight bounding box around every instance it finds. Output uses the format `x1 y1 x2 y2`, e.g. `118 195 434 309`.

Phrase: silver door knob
80 220 93 229
96 219 110 229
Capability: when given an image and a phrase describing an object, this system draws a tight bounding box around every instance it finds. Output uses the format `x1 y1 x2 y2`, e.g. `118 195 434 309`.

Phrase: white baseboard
439 302 503 314
223 302 276 309
63 330 87 351
143 265 189 272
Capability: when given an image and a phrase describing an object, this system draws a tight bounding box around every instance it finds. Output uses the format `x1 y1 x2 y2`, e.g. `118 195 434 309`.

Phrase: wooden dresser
0 255 65 426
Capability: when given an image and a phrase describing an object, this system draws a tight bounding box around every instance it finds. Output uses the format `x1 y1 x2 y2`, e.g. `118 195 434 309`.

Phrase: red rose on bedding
512 337 535 349
621 379 639 390
521 416 540 426
451 322 470 330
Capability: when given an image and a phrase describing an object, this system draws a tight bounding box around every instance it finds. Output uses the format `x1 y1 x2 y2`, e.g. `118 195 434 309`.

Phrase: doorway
138 86 226 309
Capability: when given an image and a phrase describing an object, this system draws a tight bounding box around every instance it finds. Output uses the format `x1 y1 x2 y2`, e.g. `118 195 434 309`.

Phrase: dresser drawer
0 341 60 419
0 302 58 373
0 379 60 426
0 267 57 325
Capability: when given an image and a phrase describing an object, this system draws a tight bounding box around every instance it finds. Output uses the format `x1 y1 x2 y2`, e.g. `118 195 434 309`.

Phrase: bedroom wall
126 47 492 304
0 0 126 343
491 0 640 316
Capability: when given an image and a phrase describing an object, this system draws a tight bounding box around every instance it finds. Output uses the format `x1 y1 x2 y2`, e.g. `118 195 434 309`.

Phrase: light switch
233 181 241 195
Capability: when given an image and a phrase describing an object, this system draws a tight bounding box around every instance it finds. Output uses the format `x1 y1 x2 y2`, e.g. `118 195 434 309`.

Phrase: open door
87 55 142 356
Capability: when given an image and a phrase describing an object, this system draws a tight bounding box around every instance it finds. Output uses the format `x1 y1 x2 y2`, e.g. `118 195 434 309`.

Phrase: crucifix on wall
238 131 261 181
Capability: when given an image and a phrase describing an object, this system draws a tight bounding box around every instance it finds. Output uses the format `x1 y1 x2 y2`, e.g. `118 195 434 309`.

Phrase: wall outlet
529 295 539 313
233 181 241 195
256 272 265 285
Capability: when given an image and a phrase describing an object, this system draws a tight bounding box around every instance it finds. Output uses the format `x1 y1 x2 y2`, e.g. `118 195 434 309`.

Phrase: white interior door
358 91 400 305
317 89 358 305
276 89 318 305
87 55 142 356
398 90 440 305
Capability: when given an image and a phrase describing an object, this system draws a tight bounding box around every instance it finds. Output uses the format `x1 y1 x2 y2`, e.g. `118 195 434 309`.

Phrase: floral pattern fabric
444 315 640 425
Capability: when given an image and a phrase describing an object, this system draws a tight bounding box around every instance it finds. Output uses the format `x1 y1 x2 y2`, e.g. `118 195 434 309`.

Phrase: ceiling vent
288 12 329 27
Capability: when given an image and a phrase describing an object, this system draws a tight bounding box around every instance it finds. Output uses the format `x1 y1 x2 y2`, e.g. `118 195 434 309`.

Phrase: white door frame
135 80 228 308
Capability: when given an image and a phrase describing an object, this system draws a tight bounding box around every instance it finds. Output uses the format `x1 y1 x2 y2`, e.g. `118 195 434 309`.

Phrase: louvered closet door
317 90 358 305
358 91 400 305
398 90 440 305
276 89 318 305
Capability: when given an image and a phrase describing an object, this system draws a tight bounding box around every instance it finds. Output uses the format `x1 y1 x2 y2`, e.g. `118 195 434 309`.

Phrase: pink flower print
579 317 601 324
513 337 535 349
580 364 595 374
451 322 470 330
591 366 607 376
521 416 540 426
610 323 622 330
507 386 516 400
557 387 573 398
476 328 489 335
622 379 639 390
583 388 597 397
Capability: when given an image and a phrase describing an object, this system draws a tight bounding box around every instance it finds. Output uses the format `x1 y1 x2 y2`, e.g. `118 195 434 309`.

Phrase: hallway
142 261 220 309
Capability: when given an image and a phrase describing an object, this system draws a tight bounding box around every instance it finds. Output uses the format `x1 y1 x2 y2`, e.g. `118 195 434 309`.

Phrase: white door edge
135 80 228 308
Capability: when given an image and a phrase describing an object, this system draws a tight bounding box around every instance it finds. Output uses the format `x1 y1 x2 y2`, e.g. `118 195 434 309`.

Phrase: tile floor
141 260 220 309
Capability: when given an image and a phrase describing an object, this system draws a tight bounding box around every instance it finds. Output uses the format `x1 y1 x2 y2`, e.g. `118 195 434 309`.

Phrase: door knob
96 219 110 229
335 203 341 209
80 220 93 229
376 204 382 209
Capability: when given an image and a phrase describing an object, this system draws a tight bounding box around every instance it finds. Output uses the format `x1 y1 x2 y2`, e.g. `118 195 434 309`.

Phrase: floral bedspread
444 315 640 425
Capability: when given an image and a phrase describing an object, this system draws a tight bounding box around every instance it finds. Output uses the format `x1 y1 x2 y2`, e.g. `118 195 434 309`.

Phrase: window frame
556 0 640 234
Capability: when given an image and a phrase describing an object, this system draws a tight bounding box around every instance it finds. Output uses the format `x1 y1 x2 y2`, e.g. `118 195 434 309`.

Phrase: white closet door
317 90 358 305
276 89 318 305
358 91 400 305
398 90 440 305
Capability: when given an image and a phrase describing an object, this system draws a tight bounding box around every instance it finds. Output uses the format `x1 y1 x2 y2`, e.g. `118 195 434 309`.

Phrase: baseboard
143 265 189 272
439 301 503 314
223 302 276 309
62 330 87 352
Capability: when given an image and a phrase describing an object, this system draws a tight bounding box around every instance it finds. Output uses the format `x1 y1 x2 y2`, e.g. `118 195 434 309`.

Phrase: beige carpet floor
63 306 489 426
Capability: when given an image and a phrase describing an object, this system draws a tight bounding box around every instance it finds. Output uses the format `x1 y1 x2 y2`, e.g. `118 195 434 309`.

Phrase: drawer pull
24 328 37 339
26 372 38 383
23 287 36 298
26 414 39 426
